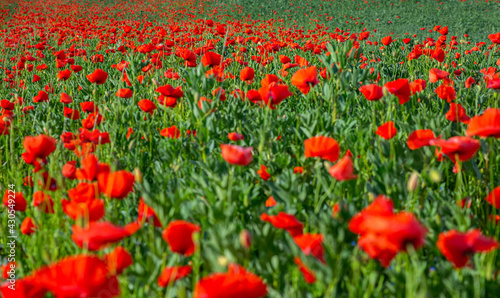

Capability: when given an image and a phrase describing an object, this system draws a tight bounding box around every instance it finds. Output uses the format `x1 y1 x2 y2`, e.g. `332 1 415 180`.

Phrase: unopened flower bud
151 78 159 88
407 172 419 192
217 256 228 266
239 230 252 250
133 167 143 183
429 169 441 183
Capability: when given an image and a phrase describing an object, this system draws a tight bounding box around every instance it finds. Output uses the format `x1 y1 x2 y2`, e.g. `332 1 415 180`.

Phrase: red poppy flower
35 255 119 297
265 196 277 207
81 112 104 129
435 83 456 102
439 26 448 35
430 136 480 162
381 36 393 46
466 108 500 138
407 129 437 150
64 107 80 120
156 85 183 107
446 103 470 124
257 165 271 181
33 191 54 213
62 198 105 222
158 265 192 287
57 69 72 81
376 121 397 140
105 246 133 274
0 100 14 110
294 55 310 67
97 170 135 199
38 172 58 191
465 77 476 88
71 221 138 250
3 190 26 212
488 32 500 44
349 196 426 267
486 78 500 90
260 212 304 237
80 101 97 113
201 51 221 67
359 84 383 101
291 66 319 95
33 90 49 103
138 99 157 115
437 230 498 268
71 64 83 72
56 59 67 68
75 154 109 181
304 136 340 162
294 257 316 284
86 69 108 85
178 49 197 67
279 55 291 64
258 82 293 109
127 127 134 139
384 79 411 104
60 92 73 104
137 198 162 227
1 262 16 280
485 186 500 208
21 134 55 167
429 68 449 83
260 74 279 87
66 182 97 202
293 233 325 263
328 151 357 181
115 88 133 98
162 220 200 256
193 264 267 298
349 195 393 230
294 166 304 174
432 47 445 62
240 66 255 81
160 125 181 139
212 87 227 101
220 144 253 166
228 132 244 141
20 217 37 235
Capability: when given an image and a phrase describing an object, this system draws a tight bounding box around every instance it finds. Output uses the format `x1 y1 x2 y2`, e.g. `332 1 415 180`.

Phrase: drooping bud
407 172 419 192
239 229 252 250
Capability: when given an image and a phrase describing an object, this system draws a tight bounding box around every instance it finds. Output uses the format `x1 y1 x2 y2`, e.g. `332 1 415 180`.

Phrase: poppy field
1 0 500 297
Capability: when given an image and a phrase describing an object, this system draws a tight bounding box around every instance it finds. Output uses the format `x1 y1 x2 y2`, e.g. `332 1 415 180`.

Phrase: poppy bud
407 172 419 192
368 192 376 201
92 89 97 97
217 256 228 267
429 169 441 183
134 167 143 183
151 78 159 88
239 230 252 250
